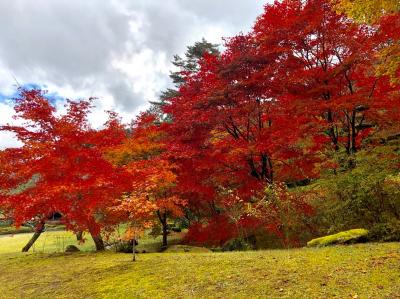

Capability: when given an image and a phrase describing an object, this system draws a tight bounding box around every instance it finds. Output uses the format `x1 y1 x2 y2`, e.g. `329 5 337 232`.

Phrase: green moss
1 231 399 298
307 229 369 247
0 242 399 298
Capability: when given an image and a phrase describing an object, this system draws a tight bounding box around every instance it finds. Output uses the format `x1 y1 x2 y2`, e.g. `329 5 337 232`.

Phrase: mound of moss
307 229 369 247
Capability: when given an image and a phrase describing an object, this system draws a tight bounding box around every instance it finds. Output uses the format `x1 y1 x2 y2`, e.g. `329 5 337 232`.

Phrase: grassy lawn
0 223 67 236
0 226 33 236
0 231 95 254
0 232 399 298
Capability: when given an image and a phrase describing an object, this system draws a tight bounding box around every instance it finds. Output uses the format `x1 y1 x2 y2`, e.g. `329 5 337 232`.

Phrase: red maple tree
161 0 399 245
252 0 399 154
0 89 131 251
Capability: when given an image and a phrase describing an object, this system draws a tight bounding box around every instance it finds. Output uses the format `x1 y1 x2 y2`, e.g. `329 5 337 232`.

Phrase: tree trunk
91 234 105 251
132 236 136 262
351 110 357 154
162 225 168 249
89 229 105 251
76 231 83 241
157 210 168 250
22 221 45 252
327 110 339 151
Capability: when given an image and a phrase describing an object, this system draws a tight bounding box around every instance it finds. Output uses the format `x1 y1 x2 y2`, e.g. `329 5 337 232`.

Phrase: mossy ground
0 231 399 299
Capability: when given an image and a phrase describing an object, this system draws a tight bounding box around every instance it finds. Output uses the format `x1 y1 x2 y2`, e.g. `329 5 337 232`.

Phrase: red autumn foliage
252 0 399 153
1 0 398 250
185 215 237 247
161 0 399 245
0 89 131 249
106 113 186 247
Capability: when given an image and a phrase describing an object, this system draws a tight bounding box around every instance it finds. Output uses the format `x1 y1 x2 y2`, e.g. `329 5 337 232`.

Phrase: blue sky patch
0 83 66 107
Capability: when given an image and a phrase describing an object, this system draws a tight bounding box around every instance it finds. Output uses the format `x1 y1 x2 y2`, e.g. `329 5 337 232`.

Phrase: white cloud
0 0 267 149
0 102 23 148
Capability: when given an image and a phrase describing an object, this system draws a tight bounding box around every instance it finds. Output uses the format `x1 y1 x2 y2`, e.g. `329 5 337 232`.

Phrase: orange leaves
124 155 185 220
106 112 186 227
116 193 157 220
105 113 165 167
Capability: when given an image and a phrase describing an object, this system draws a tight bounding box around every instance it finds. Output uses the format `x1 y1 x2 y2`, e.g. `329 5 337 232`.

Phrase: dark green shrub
164 245 211 253
307 144 400 238
113 240 138 253
65 245 80 253
368 221 400 242
171 227 182 232
149 225 162 238
222 238 254 251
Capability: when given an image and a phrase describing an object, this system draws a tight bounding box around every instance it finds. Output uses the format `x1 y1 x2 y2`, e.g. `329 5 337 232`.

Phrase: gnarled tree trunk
91 235 105 251
88 227 105 251
22 221 45 252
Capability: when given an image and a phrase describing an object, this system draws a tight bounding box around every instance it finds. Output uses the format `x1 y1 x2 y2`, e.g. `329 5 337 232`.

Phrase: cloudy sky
0 0 266 149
